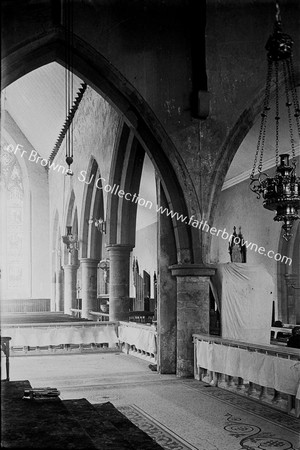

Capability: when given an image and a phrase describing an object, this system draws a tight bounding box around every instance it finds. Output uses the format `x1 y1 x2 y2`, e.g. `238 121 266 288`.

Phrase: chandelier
250 2 300 241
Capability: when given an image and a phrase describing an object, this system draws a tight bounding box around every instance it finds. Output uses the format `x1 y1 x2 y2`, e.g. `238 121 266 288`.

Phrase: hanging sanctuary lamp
250 2 300 241
64 0 74 175
61 0 79 261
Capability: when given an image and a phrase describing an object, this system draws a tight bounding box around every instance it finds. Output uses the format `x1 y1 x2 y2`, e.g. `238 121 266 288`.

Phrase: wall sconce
62 226 79 254
88 217 106 234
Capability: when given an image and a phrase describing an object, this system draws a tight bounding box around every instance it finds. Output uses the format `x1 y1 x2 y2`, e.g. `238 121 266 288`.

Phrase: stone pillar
81 258 99 319
157 182 177 374
106 244 133 321
170 264 216 378
51 272 56 312
285 273 298 324
63 265 77 315
55 268 64 312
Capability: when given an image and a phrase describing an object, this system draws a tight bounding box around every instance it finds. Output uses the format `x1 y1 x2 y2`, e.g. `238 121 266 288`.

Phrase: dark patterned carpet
1 381 97 449
1 380 164 449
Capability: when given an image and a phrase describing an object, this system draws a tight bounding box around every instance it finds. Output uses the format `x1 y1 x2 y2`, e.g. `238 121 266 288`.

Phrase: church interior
1 0 300 448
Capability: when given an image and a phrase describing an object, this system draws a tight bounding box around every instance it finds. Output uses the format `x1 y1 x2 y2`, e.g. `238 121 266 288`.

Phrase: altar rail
118 321 157 363
2 321 119 354
1 321 157 360
193 334 300 417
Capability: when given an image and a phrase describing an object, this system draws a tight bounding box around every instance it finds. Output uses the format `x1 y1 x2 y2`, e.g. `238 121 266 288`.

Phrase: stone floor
2 352 300 450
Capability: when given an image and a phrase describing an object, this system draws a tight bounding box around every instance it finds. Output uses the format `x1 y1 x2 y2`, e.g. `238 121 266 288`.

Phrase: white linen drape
196 340 300 398
3 324 118 347
210 263 274 345
118 325 157 354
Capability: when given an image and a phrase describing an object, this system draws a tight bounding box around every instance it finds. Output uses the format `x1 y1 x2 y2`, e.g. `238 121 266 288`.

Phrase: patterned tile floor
3 352 300 450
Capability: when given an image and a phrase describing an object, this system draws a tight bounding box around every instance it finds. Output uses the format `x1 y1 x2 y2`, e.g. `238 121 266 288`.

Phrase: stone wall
48 86 120 256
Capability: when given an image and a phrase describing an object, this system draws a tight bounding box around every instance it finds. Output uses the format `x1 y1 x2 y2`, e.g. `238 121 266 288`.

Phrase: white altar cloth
196 340 300 398
118 324 157 355
2 323 118 347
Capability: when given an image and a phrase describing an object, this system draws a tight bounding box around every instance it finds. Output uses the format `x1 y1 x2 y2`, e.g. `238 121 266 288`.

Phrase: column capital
80 258 99 267
169 263 216 277
106 244 134 254
285 273 298 279
63 264 79 271
284 273 299 287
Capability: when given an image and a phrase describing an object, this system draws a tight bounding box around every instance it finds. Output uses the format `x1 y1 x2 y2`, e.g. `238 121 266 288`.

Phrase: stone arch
106 123 145 248
79 157 104 261
206 71 300 260
1 29 201 264
89 180 104 261
207 72 300 228
106 120 199 264
208 74 300 326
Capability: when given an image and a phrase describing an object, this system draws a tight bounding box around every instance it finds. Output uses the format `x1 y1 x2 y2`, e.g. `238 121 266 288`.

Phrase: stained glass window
0 143 25 296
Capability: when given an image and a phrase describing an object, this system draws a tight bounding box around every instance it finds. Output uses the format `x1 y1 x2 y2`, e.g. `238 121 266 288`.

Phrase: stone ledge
169 264 216 277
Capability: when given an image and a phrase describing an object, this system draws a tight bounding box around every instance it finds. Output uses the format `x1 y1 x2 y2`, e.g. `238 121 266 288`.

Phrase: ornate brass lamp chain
64 0 74 168
275 60 280 167
275 1 281 23
250 60 272 179
283 60 295 166
286 59 300 166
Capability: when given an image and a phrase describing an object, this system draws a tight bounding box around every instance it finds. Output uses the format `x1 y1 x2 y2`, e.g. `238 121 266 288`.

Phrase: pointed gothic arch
207 72 300 229
80 157 104 261
1 28 201 264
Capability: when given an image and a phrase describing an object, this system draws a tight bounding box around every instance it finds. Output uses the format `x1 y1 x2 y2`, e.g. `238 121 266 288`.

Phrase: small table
271 327 292 340
1 336 11 381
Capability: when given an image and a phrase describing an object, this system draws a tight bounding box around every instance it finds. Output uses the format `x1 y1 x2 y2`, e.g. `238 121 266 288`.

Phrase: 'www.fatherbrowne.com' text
5 144 292 266
156 206 292 265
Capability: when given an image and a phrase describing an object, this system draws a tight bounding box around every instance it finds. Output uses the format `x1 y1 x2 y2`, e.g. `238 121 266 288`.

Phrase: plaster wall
210 158 300 306
211 175 281 272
